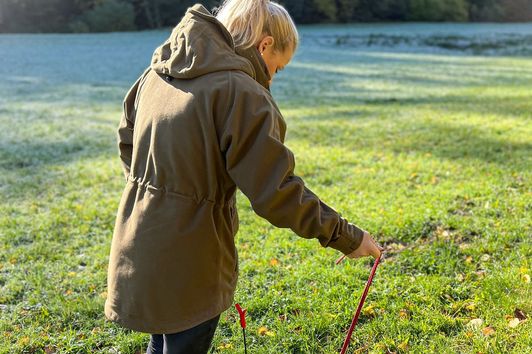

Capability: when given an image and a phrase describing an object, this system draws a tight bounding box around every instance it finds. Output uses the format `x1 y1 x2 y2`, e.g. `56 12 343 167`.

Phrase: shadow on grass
0 131 118 204
289 117 530 172
291 93 530 121
389 120 531 165
291 49 531 78
0 139 114 170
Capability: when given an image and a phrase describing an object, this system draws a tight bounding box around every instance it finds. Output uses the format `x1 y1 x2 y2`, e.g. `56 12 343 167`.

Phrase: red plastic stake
338 255 381 354
336 254 347 265
235 303 248 354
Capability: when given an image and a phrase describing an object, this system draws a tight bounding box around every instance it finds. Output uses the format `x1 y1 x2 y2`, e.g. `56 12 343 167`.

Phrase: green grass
1 25 531 353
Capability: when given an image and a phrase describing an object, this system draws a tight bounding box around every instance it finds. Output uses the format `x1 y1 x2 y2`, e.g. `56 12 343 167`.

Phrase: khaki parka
104 3 365 334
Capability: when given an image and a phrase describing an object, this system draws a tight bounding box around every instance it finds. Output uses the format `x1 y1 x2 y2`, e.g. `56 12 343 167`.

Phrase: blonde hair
215 0 299 53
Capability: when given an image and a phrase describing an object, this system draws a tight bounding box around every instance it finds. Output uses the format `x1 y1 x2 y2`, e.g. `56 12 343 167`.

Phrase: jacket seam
127 175 234 206
221 71 235 145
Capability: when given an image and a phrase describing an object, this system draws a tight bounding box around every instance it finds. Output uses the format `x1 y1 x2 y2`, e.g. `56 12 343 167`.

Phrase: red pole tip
335 254 346 265
235 303 247 329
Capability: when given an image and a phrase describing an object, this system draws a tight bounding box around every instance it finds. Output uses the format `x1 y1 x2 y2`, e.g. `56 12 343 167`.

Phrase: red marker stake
337 255 381 354
235 303 248 354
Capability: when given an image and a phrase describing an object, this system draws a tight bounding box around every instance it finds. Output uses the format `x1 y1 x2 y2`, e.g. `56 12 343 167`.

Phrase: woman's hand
346 230 383 259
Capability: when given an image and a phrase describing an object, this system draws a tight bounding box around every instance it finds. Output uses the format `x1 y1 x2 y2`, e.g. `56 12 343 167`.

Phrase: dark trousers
145 314 220 354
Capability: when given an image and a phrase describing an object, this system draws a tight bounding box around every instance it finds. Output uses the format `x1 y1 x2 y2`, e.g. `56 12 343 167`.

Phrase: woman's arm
117 67 151 181
220 75 365 255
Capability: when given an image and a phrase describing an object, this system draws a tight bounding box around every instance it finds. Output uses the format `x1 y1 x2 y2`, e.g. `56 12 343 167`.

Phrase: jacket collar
235 45 272 91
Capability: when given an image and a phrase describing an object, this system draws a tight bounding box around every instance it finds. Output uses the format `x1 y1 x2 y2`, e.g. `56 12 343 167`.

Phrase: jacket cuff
327 219 365 255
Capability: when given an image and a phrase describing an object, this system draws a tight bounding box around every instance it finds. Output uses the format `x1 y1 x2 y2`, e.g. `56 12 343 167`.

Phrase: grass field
0 23 531 353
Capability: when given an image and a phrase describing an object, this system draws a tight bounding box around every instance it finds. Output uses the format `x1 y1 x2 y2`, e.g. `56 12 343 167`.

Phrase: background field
0 23 531 353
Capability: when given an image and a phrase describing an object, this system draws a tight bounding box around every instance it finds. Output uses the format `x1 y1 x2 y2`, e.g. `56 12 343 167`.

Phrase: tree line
0 0 530 33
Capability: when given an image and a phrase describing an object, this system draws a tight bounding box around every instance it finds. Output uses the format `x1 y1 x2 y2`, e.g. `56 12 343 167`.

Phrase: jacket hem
104 297 233 334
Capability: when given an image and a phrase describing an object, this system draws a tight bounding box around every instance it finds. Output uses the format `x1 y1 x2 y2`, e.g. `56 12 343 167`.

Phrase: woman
104 0 383 353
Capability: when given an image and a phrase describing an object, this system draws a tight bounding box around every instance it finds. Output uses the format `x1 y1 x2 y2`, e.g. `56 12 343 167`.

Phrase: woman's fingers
343 231 385 260
367 234 383 259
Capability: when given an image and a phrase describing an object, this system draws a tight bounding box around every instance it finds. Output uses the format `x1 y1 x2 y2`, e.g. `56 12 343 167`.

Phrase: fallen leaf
465 331 473 338
514 308 527 321
269 258 279 266
459 243 471 250
399 309 409 319
480 254 490 262
354 344 369 353
465 256 473 264
522 274 530 283
475 270 486 278
467 318 483 329
508 318 520 328
397 339 409 350
217 342 233 350
435 226 446 237
64 289 73 296
290 308 301 316
386 243 405 252
362 304 376 317
482 326 495 336
258 326 275 336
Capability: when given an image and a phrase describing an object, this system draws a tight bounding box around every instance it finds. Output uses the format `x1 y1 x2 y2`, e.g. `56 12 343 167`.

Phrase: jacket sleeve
117 68 150 181
220 83 365 255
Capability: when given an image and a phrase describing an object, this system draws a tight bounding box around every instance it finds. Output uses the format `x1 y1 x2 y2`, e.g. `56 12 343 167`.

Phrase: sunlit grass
0 24 530 353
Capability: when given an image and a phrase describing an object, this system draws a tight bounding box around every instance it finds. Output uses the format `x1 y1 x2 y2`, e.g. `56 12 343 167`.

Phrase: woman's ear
257 35 275 54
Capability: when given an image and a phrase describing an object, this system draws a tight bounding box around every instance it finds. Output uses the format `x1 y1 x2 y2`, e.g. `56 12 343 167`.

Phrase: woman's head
215 0 298 84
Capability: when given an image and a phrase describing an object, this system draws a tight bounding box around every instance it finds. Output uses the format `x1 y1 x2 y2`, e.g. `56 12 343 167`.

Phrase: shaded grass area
329 33 532 56
1 26 531 353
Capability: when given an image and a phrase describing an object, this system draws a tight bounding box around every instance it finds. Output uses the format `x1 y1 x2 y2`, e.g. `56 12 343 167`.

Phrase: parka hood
151 3 271 90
